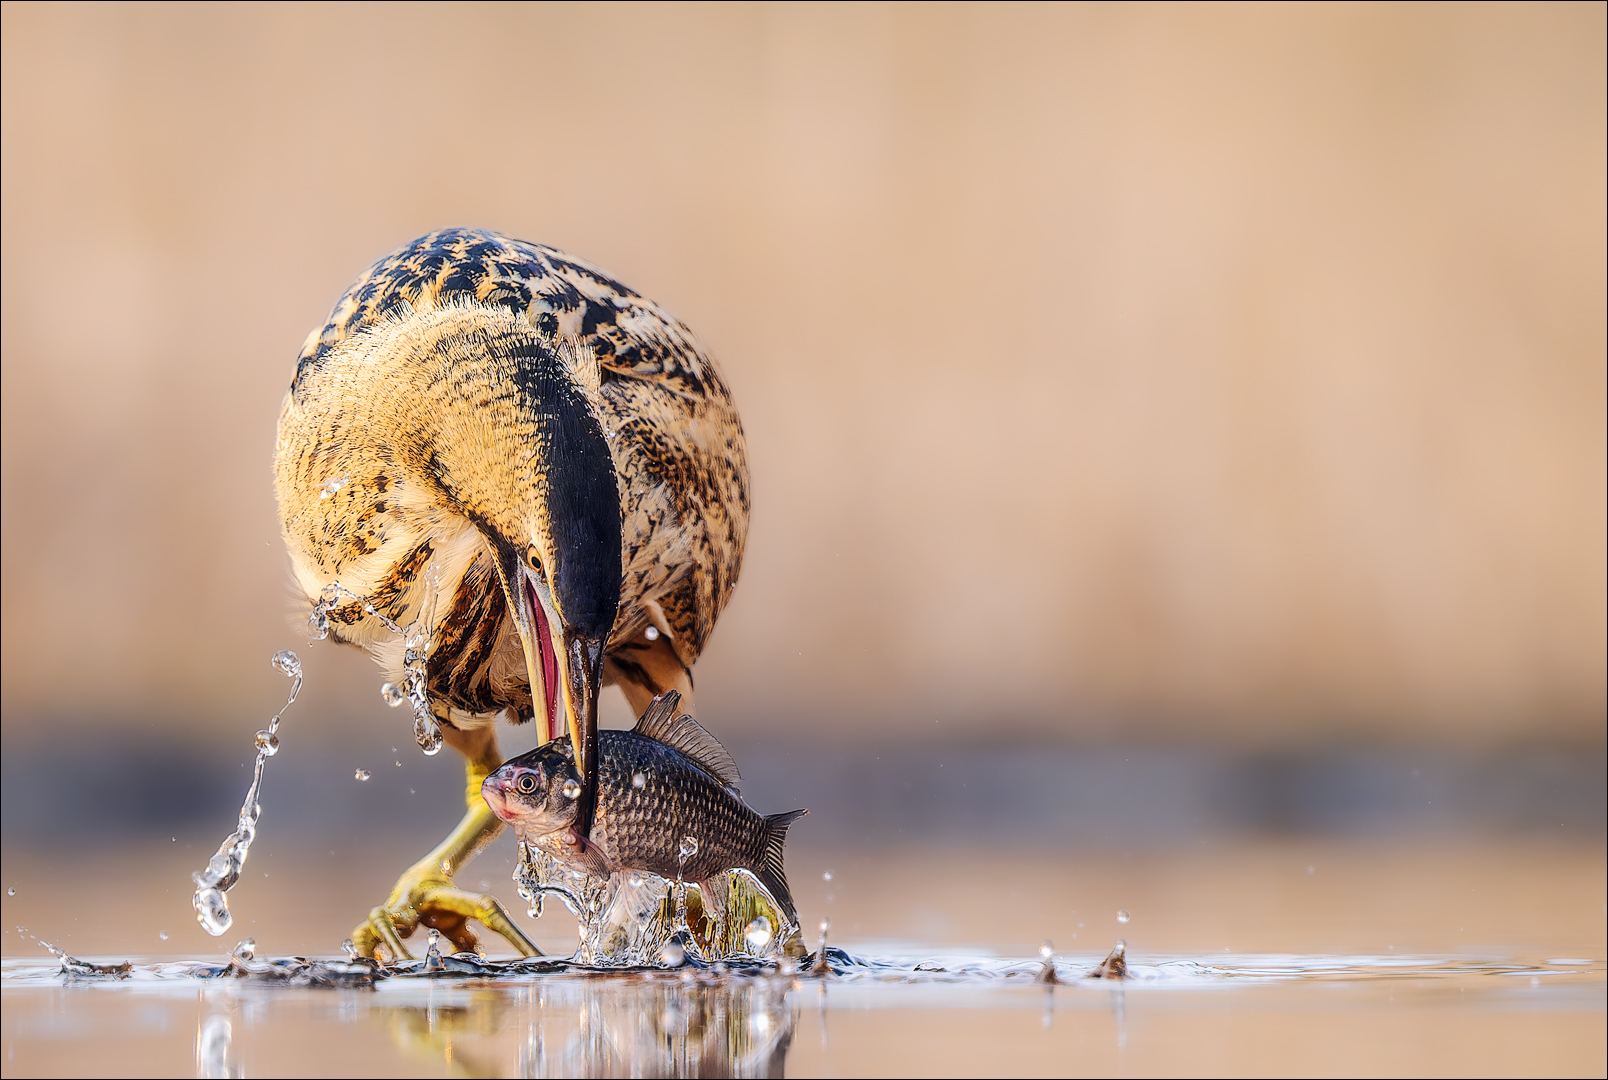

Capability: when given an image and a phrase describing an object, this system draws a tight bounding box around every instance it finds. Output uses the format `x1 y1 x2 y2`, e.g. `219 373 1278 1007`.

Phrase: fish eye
517 773 537 794
526 546 543 574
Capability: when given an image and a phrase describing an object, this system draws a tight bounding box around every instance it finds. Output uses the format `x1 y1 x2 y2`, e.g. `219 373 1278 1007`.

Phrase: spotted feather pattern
292 229 749 668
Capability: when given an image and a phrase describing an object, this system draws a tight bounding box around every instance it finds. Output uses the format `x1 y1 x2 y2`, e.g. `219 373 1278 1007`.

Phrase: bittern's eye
516 774 537 794
526 547 543 574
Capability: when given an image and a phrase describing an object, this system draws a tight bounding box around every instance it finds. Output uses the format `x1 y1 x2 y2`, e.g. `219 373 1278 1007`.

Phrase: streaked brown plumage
274 229 749 958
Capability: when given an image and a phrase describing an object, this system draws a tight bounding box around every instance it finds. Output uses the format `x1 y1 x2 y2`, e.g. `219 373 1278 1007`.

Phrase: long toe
417 887 541 958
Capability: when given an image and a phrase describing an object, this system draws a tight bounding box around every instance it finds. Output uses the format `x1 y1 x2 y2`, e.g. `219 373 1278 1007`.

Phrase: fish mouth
480 776 515 822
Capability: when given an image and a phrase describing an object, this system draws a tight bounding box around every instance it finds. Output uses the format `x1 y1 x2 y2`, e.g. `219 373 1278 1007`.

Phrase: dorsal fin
632 690 742 785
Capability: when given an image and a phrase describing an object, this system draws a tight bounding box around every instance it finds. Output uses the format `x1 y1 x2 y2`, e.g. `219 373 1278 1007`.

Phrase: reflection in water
195 1012 239 1079
3 947 1598 1079
376 977 796 1079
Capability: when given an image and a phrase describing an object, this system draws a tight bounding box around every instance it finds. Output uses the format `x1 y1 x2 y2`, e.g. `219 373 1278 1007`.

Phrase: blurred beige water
2 2 1603 749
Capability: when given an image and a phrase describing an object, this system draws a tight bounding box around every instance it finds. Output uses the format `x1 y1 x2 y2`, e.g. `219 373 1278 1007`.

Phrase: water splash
308 577 444 755
15 926 131 979
513 840 800 967
810 919 833 976
189 651 302 937
1038 940 1060 984
745 916 773 953
1093 939 1128 979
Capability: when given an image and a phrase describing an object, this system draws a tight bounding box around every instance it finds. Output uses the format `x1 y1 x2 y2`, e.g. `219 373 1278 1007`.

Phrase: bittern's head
278 303 622 764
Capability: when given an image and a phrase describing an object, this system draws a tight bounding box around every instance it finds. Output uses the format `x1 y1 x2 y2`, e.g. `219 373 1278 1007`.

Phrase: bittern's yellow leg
350 724 540 962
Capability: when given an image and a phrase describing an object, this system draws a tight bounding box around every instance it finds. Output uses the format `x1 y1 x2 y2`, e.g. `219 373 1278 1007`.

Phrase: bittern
274 229 748 959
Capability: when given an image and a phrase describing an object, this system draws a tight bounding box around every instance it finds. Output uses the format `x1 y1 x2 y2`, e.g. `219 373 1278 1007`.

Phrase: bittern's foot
349 803 541 963
350 860 538 962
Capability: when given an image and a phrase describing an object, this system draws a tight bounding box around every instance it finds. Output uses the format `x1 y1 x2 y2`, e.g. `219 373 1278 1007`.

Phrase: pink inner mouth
526 576 560 740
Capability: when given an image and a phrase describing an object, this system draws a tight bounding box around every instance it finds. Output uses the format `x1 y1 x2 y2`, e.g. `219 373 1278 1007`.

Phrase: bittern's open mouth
524 574 560 740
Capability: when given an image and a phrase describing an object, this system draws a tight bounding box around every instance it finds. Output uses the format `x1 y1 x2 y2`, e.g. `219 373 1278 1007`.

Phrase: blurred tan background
2 1 1603 752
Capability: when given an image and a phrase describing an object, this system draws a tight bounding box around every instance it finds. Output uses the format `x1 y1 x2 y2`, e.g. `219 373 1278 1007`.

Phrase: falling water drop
158 931 169 941
562 779 581 799
1117 909 1131 924
632 772 646 789
424 928 444 970
380 683 405 707
745 916 773 953
822 870 833 882
194 887 230 934
355 769 371 782
644 625 660 641
254 730 279 756
414 711 444 755
270 651 301 679
5 887 13 897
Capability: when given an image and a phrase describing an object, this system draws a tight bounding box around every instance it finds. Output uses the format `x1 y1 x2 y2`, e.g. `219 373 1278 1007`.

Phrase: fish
482 690 806 927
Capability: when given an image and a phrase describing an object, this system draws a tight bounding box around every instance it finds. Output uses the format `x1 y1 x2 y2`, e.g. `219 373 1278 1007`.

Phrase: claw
348 803 542 962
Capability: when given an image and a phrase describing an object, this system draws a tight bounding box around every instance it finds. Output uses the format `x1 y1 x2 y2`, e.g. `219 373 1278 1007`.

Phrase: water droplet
1307 865 1316 875
1039 940 1054 960
341 939 358 961
822 870 833 882
355 769 371 781
424 928 443 970
644 625 660 641
5 887 13 897
819 917 831 935
632 771 646 789
678 836 699 862
1117 909 1131 924
158 931 169 941
254 730 279 756
414 711 444 755
194 887 231 936
380 683 405 707
308 610 330 639
233 937 256 961
659 941 687 967
318 475 350 499
745 916 773 953
562 779 581 799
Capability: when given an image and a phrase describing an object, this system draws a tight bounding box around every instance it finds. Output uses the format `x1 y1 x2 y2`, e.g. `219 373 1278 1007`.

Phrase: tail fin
753 809 807 928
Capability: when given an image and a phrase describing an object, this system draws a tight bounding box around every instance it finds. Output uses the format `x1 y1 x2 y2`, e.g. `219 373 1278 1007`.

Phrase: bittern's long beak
495 550 560 743
494 548 605 840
